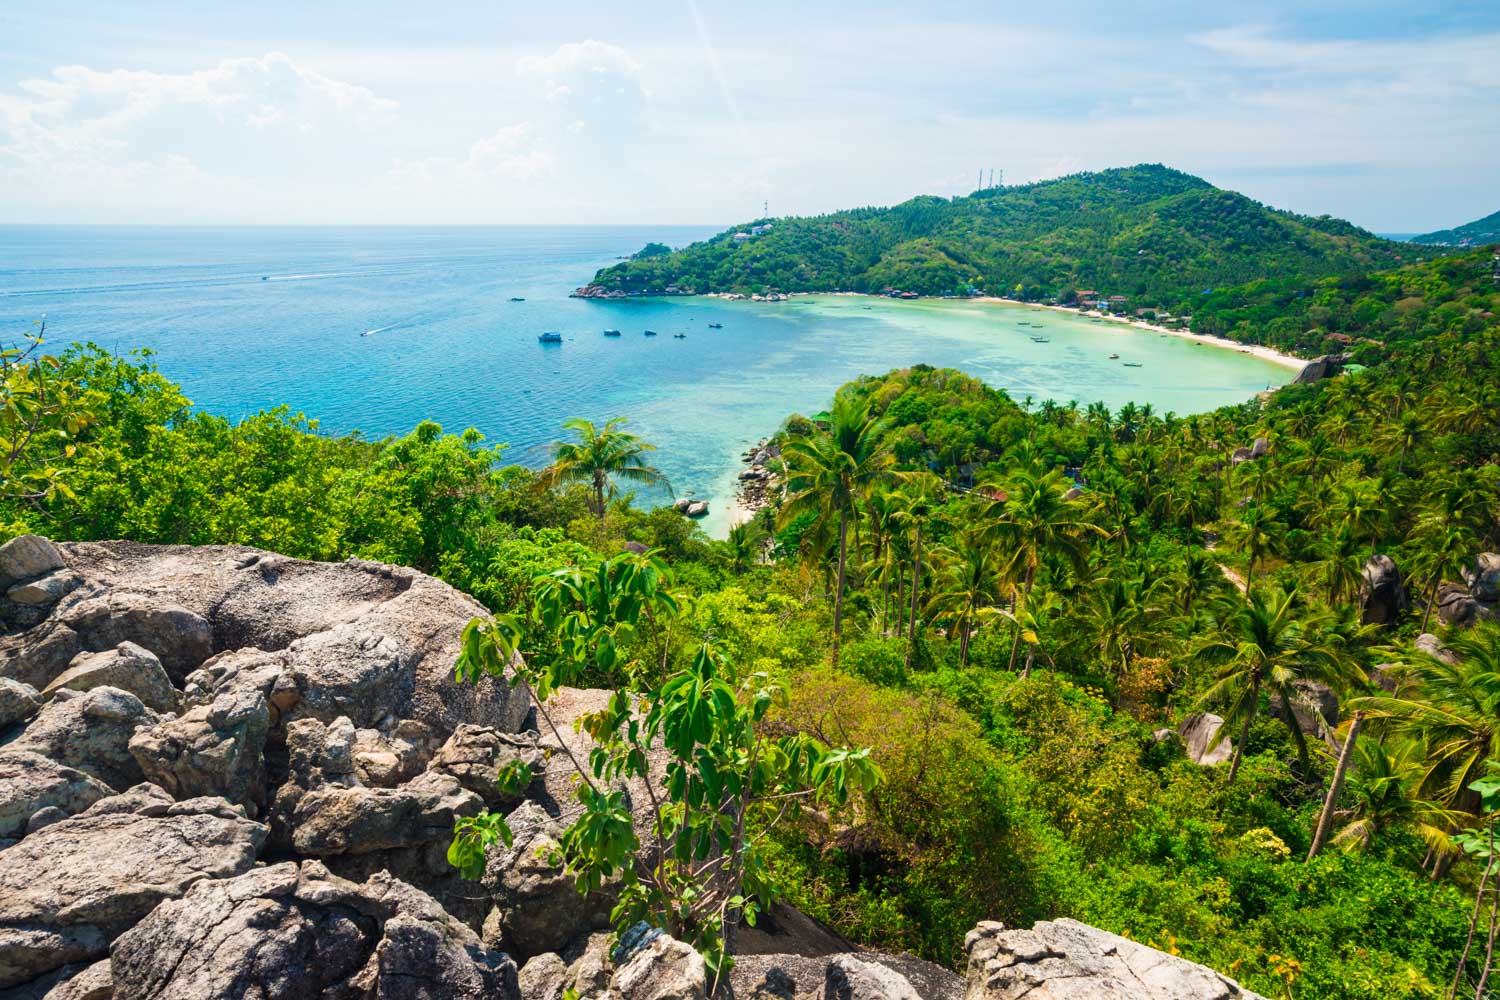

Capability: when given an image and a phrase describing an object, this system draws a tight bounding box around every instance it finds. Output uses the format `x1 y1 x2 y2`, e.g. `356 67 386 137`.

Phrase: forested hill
584 164 1435 303
1412 208 1500 247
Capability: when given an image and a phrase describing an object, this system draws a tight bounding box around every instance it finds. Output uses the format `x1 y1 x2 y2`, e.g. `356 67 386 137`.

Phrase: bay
0 225 1290 536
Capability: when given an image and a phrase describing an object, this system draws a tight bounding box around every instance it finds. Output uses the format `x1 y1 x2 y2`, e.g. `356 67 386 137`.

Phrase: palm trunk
594 470 607 521
1307 711 1363 860
832 508 849 668
1422 573 1440 633
1008 566 1034 672
904 523 923 669
1226 674 1260 783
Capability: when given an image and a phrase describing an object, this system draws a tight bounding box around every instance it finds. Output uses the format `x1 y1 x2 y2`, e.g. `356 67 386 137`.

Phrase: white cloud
515 39 648 103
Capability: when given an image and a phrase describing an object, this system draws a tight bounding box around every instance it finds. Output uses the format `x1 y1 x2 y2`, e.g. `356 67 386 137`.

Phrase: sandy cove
968 297 1308 372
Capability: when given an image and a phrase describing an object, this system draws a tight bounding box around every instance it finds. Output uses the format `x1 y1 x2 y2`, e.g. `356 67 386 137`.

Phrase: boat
510 297 525 302
1031 337 1050 343
261 276 268 281
537 332 563 344
1108 353 1119 359
603 329 621 336
643 330 658 337
708 322 723 329
1122 362 1143 368
673 333 687 339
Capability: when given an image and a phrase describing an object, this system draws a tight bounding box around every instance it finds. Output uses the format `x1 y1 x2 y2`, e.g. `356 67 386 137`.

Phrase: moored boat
538 331 563 343
603 329 621 336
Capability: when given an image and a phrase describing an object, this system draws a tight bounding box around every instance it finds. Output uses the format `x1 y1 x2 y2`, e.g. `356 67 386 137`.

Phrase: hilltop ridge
581 164 1436 305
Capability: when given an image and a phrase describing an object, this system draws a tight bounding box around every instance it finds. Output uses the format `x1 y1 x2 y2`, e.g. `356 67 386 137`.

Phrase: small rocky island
0 535 1267 999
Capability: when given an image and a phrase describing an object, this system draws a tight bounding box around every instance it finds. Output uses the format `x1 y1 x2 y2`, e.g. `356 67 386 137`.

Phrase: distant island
576 164 1439 311
1412 208 1500 247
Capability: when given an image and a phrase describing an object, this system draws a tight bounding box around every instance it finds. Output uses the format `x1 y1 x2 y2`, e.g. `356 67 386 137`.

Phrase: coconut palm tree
984 468 1103 671
1326 738 1459 855
1352 625 1500 816
779 394 892 666
725 520 767 574
927 526 1005 667
894 471 945 669
1223 503 1284 588
544 417 670 521
1194 587 1362 782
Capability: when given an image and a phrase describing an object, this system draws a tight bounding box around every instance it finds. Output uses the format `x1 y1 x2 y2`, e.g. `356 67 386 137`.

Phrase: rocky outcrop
1359 555 1407 626
429 724 546 810
0 678 40 732
0 784 265 988
1291 352 1352 385
610 923 708 999
1466 553 1500 604
1416 633 1459 666
1436 582 1480 627
963 919 1268 999
1177 713 1232 766
0 752 112 842
483 801 613 960
40 642 177 714
1268 679 1338 739
110 861 519 1000
2 687 160 791
128 685 270 811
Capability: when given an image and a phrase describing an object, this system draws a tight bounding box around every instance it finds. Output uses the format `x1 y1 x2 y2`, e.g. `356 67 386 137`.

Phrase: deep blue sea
0 226 1289 534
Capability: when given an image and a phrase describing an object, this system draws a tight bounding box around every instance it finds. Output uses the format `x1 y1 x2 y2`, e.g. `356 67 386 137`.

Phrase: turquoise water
0 226 1289 536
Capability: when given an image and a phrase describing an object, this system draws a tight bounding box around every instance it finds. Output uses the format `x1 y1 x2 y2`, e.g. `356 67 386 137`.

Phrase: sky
1 1 1496 232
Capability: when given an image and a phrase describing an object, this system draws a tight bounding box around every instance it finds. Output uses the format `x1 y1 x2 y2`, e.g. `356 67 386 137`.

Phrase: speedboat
674 333 686 339
1108 353 1119 359
603 329 621 336
708 322 723 329
510 297 525 302
644 329 658 337
1122 362 1143 368
538 332 563 344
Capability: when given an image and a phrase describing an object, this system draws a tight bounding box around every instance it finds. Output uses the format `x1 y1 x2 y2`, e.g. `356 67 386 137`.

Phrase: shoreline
693 289 1310 372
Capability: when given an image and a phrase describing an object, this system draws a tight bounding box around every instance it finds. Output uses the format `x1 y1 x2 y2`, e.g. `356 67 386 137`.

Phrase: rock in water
963 919 1268 999
109 861 519 1000
0 785 265 988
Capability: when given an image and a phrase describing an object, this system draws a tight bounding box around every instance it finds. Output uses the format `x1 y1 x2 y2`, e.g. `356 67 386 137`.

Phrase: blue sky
1 1 1496 230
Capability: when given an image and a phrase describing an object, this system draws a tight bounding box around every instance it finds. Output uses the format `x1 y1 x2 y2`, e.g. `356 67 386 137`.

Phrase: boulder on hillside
1359 555 1408 627
0 623 84 692
0 537 65 590
109 861 519 1000
0 678 41 733
821 954 922 1000
0 784 265 990
1177 713 1233 766
128 684 270 811
2 687 160 791
1291 352 1352 385
1416 633 1459 666
1466 553 1500 603
41 642 177 714
963 919 1268 999
609 923 707 1000
1436 582 1481 627
59 596 213 685
1268 679 1339 738
0 751 113 842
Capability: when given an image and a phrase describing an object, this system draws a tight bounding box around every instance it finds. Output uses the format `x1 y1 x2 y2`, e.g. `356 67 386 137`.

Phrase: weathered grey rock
1416 633 1459 666
0 537 65 589
1436 582 1480 627
518 952 569 1000
51 542 529 738
109 861 519 1000
6 572 81 609
1177 713 1232 766
610 924 706 1000
0 785 265 989
61 596 213 684
1229 447 1252 465
2 687 159 791
623 540 650 555
129 685 269 809
1291 352 1351 385
352 724 432 788
41 642 177 714
963 919 1267 999
0 679 40 733
1359 555 1407 627
483 801 612 960
0 752 113 840
1248 437 1269 459
1467 553 1500 603
1268 679 1338 738
429 724 545 809
1371 662 1406 694
821 955 921 1000
0 625 83 692
38 959 111 1000
292 771 481 856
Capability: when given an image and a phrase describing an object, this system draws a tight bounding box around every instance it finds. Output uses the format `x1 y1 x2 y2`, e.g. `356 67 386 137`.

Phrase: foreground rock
2 687 160 791
0 784 265 988
0 751 112 841
963 919 1268 999
111 860 519 999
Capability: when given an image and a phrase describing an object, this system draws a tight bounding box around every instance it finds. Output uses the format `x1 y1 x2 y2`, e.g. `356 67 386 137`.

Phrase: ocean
0 225 1290 535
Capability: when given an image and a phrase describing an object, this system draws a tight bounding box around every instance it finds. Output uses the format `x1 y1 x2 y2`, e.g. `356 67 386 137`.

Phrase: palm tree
725 520 766 574
779 394 892 666
1224 504 1284 588
1315 527 1364 607
1353 625 1500 816
1194 587 1361 782
985 468 1103 671
1326 738 1459 855
894 472 944 669
545 417 670 521
927 526 1004 667
1407 515 1476 633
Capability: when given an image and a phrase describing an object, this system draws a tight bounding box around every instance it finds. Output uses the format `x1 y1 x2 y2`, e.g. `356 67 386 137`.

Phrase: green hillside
583 165 1437 303
1412 209 1500 246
